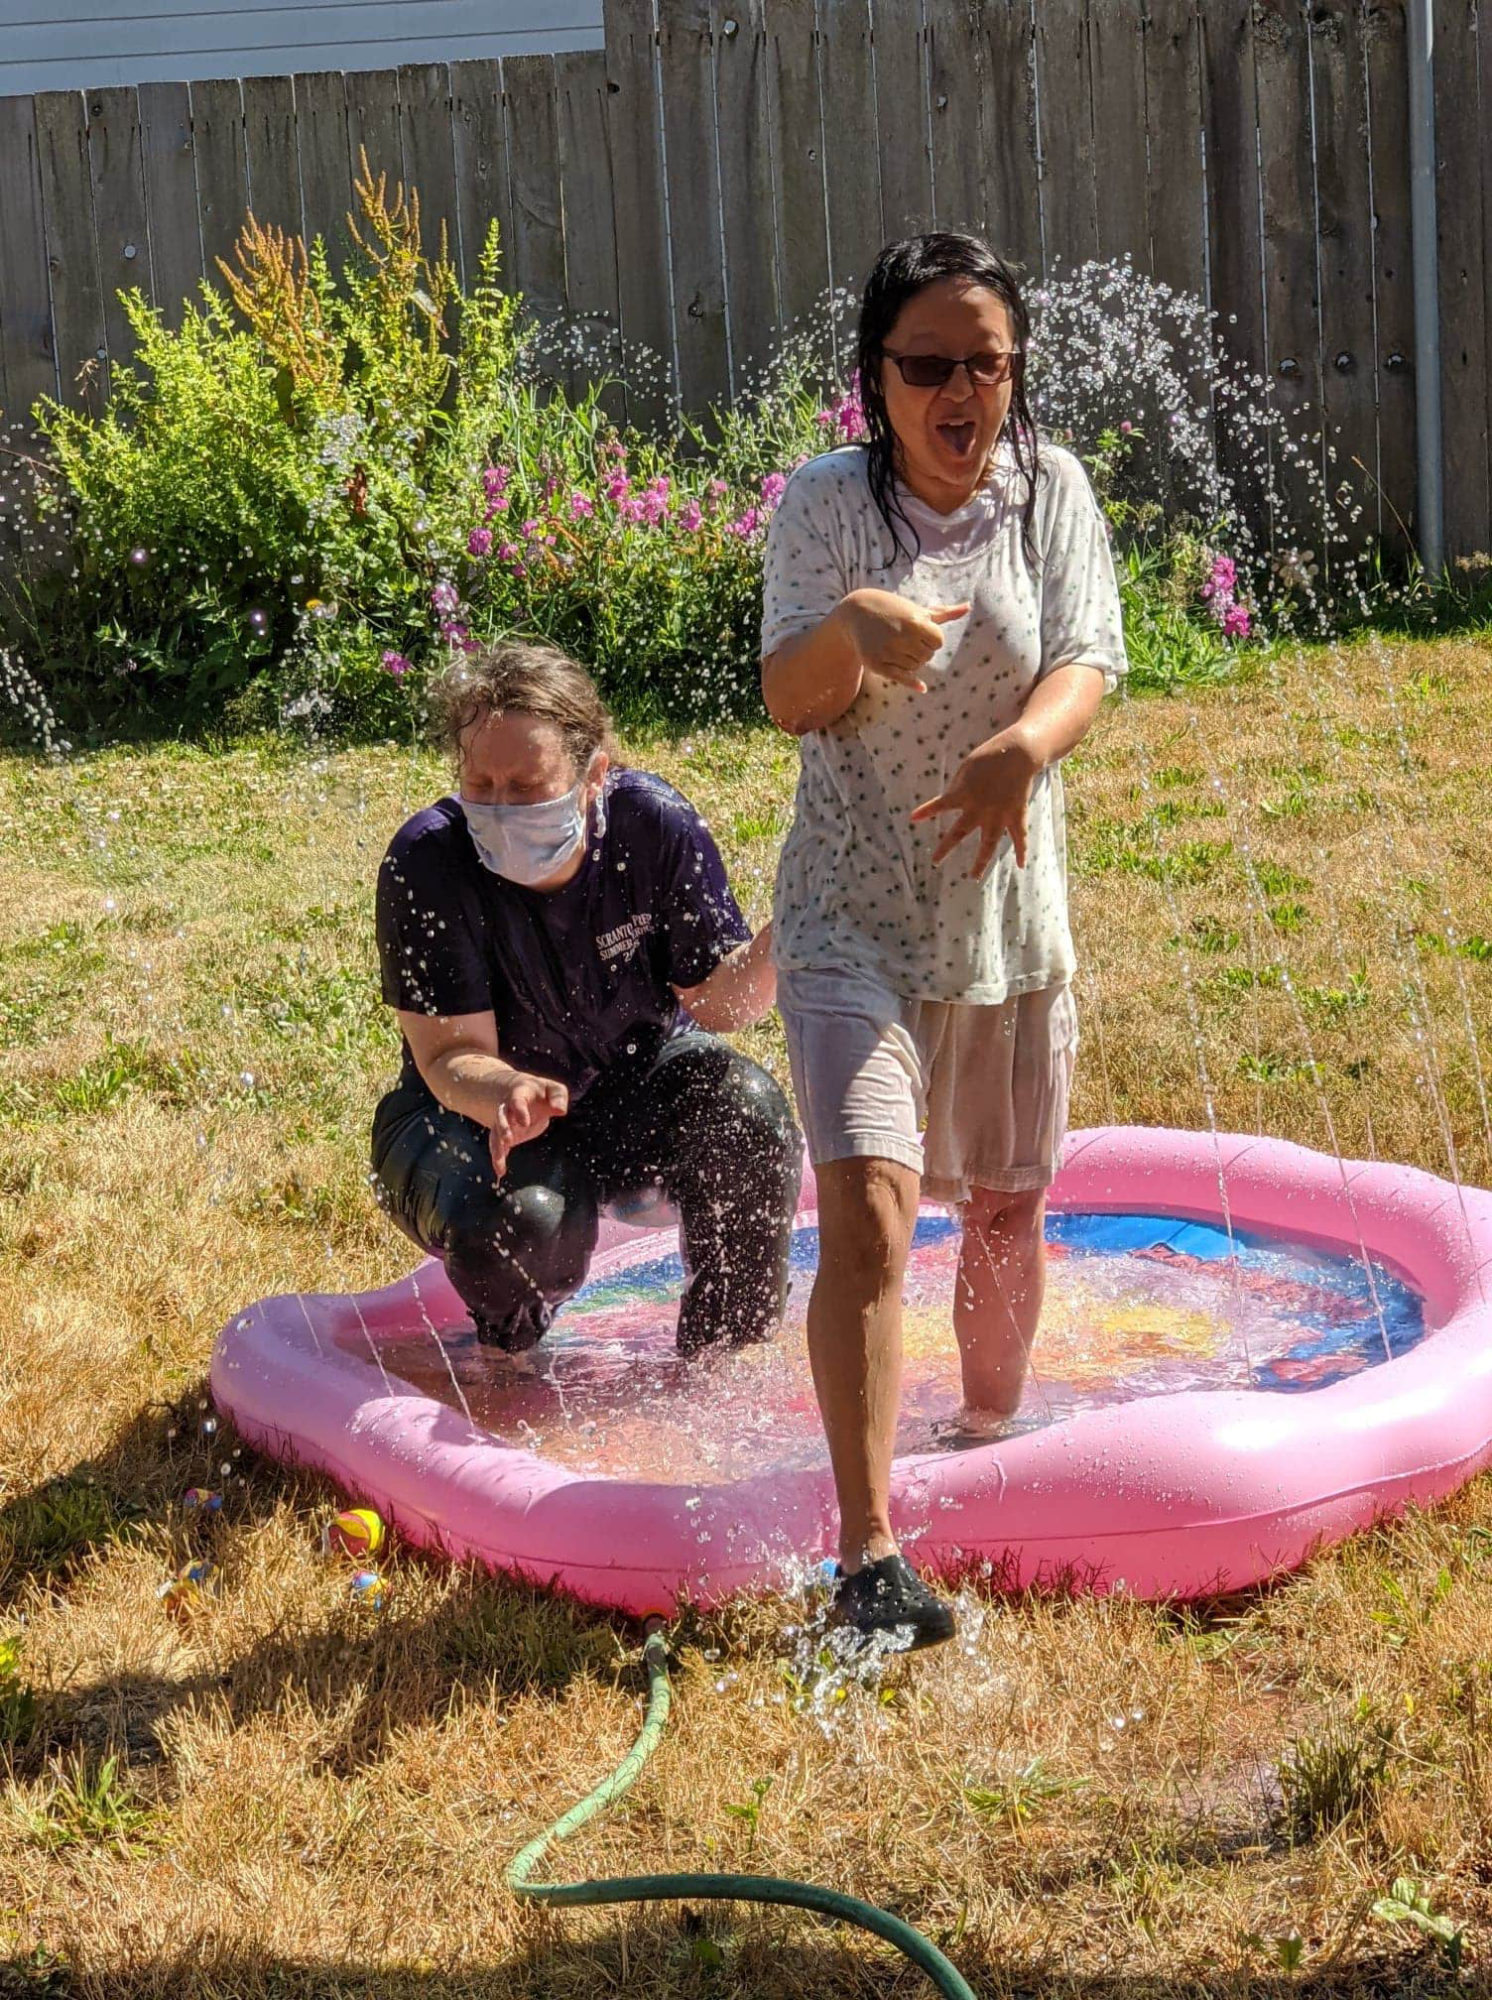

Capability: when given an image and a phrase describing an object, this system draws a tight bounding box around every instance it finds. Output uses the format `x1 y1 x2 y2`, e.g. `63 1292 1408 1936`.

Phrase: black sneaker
472 1302 551 1353
829 1553 957 1652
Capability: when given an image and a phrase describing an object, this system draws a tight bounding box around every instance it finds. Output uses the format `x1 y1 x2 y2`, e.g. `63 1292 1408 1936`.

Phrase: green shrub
8 165 1251 738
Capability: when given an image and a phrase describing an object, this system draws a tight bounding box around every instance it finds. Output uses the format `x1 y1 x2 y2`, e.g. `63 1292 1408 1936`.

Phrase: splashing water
351 1210 1422 1489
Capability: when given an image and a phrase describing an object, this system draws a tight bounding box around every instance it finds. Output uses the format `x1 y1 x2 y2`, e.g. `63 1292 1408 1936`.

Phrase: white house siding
0 1 604 98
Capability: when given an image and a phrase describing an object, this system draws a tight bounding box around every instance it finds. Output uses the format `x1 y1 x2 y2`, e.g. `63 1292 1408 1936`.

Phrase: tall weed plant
9 164 1248 738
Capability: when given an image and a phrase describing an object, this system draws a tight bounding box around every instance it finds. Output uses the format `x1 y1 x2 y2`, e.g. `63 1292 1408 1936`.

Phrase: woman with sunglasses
761 232 1127 1648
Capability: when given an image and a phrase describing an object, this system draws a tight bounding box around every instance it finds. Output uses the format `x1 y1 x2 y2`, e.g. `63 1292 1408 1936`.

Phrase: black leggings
370 1034 802 1355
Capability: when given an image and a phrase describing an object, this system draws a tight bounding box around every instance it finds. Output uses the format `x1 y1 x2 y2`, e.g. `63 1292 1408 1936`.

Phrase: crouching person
370 640 801 1355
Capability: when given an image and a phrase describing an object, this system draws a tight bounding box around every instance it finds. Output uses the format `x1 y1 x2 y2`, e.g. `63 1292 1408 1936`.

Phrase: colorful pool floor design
358 1212 1425 1486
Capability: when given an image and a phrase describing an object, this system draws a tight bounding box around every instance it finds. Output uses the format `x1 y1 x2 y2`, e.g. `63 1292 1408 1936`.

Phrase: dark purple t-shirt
376 768 752 1100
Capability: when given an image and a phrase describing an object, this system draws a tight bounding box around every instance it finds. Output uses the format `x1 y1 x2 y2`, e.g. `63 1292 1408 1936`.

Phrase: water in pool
353 1212 1425 1485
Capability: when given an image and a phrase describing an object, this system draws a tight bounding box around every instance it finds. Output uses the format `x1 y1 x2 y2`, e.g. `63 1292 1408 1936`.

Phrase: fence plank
451 58 514 292
1310 0 1380 553
872 0 932 238
504 53 568 345
818 0 880 293
1477 0 1492 556
1254 0 1323 543
604 0 674 423
138 81 200 329
711 0 780 387
1035 0 1097 273
1201 0 1270 540
191 77 248 282
1363 0 1415 547
0 95 59 423
1088 0 1148 266
767 0 831 331
980 0 1042 278
1142 0 1205 302
657 0 729 412
1435 0 1489 558
929 0 984 236
242 73 300 238
400 63 461 274
35 91 105 412
85 87 150 384
345 67 404 205
556 47 625 412
294 68 355 271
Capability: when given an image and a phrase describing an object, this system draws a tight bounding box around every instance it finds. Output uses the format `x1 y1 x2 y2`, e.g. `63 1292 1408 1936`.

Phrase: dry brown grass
3 634 1492 1997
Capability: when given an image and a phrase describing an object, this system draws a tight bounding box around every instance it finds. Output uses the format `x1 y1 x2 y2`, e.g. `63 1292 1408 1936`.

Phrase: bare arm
397 1008 568 1175
762 590 970 737
673 923 777 1032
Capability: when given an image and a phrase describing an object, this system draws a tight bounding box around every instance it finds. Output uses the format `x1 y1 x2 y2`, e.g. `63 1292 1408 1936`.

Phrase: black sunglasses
881 348 1023 389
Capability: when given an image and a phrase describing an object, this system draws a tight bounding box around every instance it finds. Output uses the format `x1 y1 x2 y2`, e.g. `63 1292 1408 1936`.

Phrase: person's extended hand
909 731 1040 879
490 1072 568 1178
838 588 970 694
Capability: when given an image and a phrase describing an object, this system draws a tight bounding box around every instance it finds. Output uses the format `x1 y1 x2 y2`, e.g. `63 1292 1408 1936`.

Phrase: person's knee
964 1186 1046 1244
705 1055 801 1175
445 1178 595 1296
816 1158 919 1293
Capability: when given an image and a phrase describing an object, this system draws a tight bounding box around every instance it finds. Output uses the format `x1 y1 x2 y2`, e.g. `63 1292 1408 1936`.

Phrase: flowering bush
6 172 1252 738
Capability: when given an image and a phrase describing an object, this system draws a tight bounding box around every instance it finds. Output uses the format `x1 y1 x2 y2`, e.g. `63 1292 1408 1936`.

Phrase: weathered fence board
137 82 199 327
711 0 780 387
980 0 1042 279
818 0 880 294
34 91 105 411
766 0 831 329
658 0 729 411
603 0 673 423
450 58 514 290
0 1 1487 555
1432 0 1488 561
1311 0 1379 556
241 73 300 238
1364 0 1416 545
191 77 248 280
0 94 57 422
873 0 933 242
1035 0 1098 272
1089 0 1150 268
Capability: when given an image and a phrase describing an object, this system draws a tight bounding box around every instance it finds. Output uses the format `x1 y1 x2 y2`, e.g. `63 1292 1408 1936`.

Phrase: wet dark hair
855 232 1040 566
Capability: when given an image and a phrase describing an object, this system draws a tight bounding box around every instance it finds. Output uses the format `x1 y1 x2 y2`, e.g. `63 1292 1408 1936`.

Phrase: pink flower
708 479 728 500
497 541 520 562
638 476 671 525
520 517 541 538
678 498 703 532
440 619 470 643
760 472 787 509
603 472 631 503
570 491 595 519
381 649 411 678
430 580 460 615
482 465 512 501
727 507 761 539
467 527 493 558
1119 420 1134 435
1201 554 1238 603
1222 604 1252 640
618 495 646 523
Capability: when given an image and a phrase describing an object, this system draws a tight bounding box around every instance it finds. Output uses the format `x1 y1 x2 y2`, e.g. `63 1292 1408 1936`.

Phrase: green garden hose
507 1627 978 1998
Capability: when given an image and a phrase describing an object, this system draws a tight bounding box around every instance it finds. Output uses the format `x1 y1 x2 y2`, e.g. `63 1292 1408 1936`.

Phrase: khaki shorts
778 967 1078 1206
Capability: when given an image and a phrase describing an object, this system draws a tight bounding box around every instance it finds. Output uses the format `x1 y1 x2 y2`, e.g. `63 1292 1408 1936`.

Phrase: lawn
3 632 1492 1996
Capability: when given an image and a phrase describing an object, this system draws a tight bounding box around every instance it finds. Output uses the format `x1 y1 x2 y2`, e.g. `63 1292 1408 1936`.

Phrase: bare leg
953 1188 1047 1422
806 1157 920 1571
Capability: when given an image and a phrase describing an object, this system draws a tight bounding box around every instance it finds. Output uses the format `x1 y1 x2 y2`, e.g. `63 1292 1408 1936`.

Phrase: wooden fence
0 3 1488 555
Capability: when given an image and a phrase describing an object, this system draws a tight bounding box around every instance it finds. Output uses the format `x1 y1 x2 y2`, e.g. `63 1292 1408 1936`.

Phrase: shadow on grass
0 1933 1466 1999
1 1384 632 1777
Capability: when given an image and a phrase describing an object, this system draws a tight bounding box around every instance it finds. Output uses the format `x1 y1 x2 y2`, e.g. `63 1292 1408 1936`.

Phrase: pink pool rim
210 1127 1492 1614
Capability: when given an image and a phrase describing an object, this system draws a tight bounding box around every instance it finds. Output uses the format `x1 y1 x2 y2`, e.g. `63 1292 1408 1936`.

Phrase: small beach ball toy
182 1488 222 1514
322 1507 384 1559
349 1569 387 1610
157 1559 215 1617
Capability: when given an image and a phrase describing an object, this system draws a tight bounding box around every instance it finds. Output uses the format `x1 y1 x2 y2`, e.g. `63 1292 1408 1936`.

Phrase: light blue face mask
460 770 604 885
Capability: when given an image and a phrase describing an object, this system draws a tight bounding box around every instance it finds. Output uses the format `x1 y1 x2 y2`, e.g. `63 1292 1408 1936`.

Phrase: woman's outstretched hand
838 588 970 693
490 1072 569 1178
910 730 1040 879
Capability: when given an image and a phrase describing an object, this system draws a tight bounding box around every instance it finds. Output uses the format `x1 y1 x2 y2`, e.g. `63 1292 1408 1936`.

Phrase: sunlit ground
3 632 1492 1994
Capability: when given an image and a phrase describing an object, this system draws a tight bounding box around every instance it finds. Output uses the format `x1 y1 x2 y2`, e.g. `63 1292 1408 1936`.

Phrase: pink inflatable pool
210 1127 1492 1613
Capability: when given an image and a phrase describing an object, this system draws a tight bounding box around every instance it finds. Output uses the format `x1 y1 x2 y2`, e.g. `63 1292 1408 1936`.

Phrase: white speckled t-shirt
761 439 1126 1004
